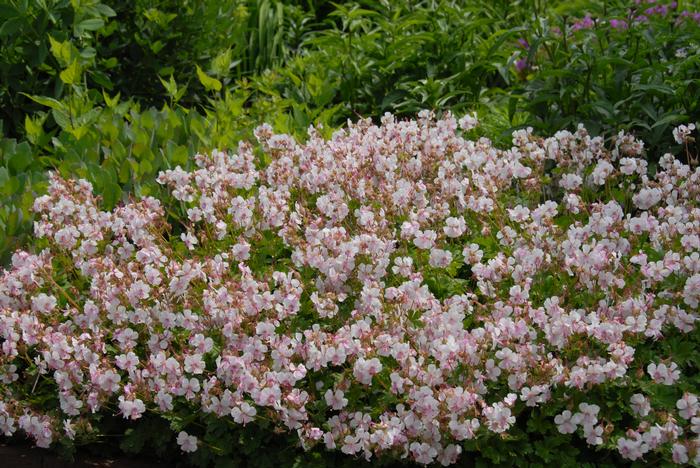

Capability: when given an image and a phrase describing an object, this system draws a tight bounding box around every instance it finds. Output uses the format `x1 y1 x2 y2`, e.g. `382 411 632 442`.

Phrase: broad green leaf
101 182 121 210
69 125 88 140
76 18 104 32
634 84 674 95
23 94 65 111
8 141 32 173
79 46 96 59
212 49 233 77
196 65 222 92
51 109 72 130
651 113 689 129
0 17 22 37
174 145 189 166
0 5 18 19
59 60 82 85
48 35 74 66
91 70 113 88
149 40 165 54
95 4 116 17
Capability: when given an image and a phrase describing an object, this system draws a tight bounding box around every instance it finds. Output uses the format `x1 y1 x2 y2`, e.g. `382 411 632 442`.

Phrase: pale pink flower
177 431 198 452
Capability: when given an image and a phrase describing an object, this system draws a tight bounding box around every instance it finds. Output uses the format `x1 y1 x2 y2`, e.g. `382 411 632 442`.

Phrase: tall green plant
507 1 700 157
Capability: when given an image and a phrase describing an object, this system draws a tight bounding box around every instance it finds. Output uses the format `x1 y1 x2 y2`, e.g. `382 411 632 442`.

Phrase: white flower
484 402 515 433
676 393 699 419
413 229 437 250
443 216 467 238
231 402 257 424
177 431 198 452
630 393 651 417
583 424 603 446
578 402 600 428
632 187 662 210
429 248 453 268
554 410 581 434
324 389 348 410
647 362 680 385
353 357 382 385
672 443 688 464
31 293 57 314
672 123 695 144
459 113 478 131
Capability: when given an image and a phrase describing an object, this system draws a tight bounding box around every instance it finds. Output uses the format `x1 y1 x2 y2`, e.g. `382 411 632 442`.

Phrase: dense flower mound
1 112 699 465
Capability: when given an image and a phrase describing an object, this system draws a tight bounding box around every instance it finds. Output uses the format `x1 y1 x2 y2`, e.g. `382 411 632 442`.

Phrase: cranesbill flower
177 431 198 453
554 410 582 434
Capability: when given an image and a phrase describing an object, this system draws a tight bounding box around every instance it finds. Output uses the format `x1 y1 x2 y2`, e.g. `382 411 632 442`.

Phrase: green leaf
59 60 82 85
211 49 233 77
48 35 74 66
51 109 72 130
22 94 65 111
95 4 117 17
553 0 604 16
196 65 222 92
91 70 113 89
24 115 43 141
0 5 19 19
168 143 189 166
634 83 674 95
8 141 32 173
103 90 120 108
159 75 188 102
101 182 121 210
0 17 22 37
0 168 18 196
76 18 105 32
651 113 689 129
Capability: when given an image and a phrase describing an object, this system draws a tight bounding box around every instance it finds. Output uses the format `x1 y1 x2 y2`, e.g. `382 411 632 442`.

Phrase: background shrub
510 1 700 158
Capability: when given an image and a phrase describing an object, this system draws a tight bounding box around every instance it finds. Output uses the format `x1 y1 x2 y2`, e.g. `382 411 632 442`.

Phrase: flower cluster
0 112 698 465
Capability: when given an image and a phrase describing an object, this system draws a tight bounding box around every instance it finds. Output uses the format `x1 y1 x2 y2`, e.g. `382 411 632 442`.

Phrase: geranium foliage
0 113 698 465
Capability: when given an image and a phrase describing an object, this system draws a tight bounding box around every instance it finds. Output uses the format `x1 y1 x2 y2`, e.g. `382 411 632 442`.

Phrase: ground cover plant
0 113 699 466
1 0 700 466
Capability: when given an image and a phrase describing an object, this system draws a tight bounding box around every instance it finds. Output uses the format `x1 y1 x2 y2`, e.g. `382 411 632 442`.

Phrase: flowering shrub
1 113 699 465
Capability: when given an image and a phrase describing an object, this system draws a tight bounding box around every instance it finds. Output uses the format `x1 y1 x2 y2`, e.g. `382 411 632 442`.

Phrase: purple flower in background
679 10 700 25
609 19 629 30
645 5 668 15
572 14 595 31
514 38 531 74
